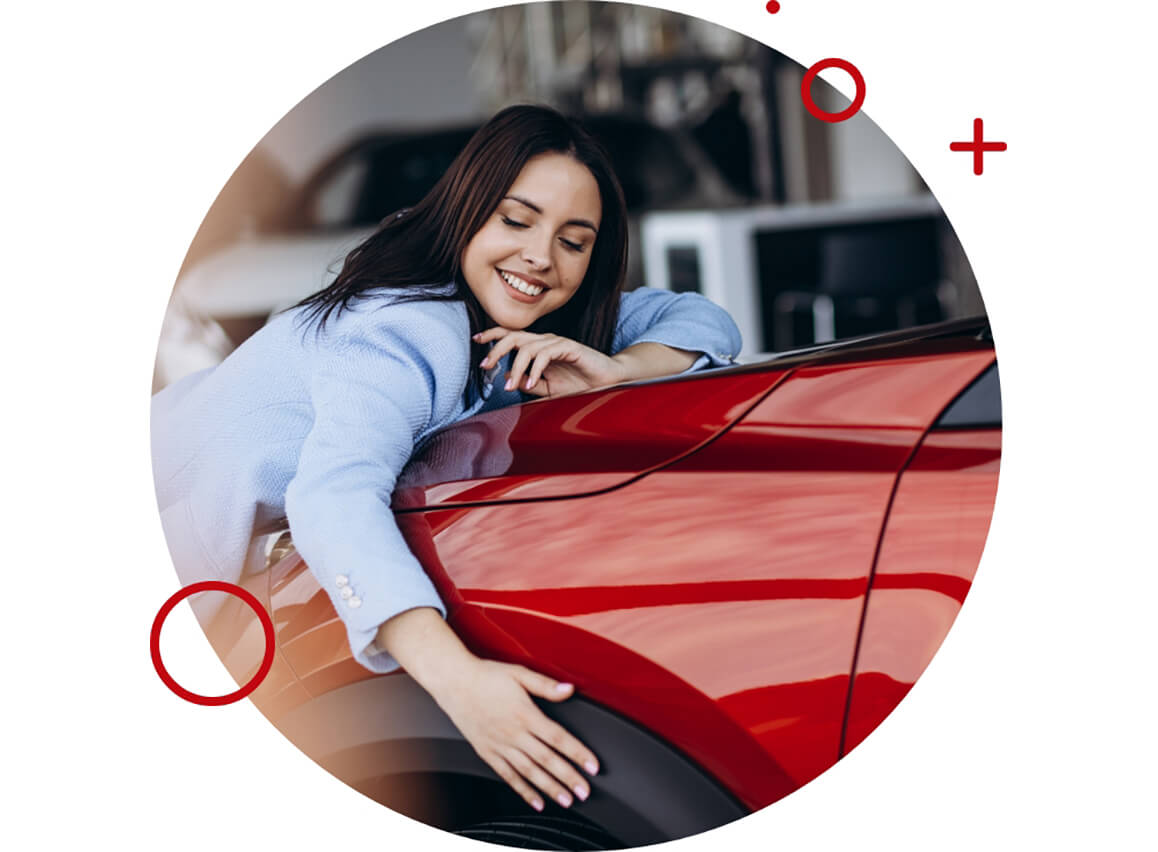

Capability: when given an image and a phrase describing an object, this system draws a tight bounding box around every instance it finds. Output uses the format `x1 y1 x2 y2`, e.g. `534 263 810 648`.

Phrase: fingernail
504 378 515 391
531 798 544 812
574 785 588 801
555 682 573 693
472 333 481 340
525 377 535 390
585 760 598 775
557 792 573 808
479 359 489 368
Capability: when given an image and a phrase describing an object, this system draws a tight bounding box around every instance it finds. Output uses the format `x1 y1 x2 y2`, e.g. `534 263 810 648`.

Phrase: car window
351 131 476 226
935 362 1001 429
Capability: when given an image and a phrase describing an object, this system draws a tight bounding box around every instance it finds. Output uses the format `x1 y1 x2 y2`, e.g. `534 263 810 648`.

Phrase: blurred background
154 0 983 391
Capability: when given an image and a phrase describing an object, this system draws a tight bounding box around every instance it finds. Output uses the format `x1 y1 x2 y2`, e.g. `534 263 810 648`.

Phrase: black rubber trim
934 361 1001 429
271 674 748 846
455 812 621 849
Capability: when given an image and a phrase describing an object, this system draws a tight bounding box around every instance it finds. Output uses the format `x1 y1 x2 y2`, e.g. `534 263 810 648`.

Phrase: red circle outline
800 58 866 123
150 580 276 706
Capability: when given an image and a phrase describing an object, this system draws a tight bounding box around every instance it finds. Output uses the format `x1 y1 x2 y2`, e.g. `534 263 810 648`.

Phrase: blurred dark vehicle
292 114 740 233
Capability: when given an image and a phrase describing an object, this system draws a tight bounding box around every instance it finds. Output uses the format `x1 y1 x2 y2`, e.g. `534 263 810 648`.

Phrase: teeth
500 270 543 296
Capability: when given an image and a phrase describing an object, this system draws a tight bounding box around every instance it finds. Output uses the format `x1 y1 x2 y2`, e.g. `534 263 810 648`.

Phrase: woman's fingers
476 330 567 377
489 752 545 812
433 660 599 811
506 746 577 809
513 666 575 701
473 327 510 345
478 334 520 370
506 336 566 390
509 340 565 391
533 713 601 778
505 339 546 391
476 331 603 395
510 666 600 776
523 734 591 802
477 329 529 369
525 344 578 390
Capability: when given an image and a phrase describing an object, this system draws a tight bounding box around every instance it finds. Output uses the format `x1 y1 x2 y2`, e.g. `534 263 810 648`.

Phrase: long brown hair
294 104 629 401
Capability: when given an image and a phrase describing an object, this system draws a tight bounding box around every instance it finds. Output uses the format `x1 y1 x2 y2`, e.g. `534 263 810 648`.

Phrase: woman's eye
560 238 586 253
501 216 529 229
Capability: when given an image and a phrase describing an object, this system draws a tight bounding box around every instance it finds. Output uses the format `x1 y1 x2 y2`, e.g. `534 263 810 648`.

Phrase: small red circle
800 58 866 123
766 1 781 12
150 580 276 706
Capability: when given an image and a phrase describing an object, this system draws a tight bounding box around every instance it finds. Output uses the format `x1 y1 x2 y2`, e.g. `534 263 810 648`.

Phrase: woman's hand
475 328 629 398
375 607 599 812
435 659 599 812
475 328 702 398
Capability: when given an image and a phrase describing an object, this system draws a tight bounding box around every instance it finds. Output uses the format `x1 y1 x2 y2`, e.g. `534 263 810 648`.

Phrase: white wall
828 109 922 200
815 75 922 201
258 16 485 182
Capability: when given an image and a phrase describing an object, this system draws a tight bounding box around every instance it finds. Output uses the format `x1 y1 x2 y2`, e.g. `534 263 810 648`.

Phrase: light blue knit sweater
152 286 741 672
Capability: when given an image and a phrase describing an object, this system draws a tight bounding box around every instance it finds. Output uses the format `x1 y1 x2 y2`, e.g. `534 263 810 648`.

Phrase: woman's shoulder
290 286 470 353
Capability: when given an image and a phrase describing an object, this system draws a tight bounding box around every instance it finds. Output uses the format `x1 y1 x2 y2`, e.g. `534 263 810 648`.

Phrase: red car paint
231 320 999 815
843 427 1000 753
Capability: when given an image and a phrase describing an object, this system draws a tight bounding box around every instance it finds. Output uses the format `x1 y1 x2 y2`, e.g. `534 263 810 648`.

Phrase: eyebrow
503 195 599 235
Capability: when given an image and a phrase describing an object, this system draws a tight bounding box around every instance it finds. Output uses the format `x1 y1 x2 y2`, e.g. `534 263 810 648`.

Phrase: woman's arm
611 286 742 369
474 288 742 397
285 305 467 672
285 302 598 810
376 607 598 813
611 340 699 379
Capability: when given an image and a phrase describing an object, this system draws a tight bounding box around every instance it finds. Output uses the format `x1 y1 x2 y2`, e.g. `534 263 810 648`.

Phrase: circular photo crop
150 2 1000 847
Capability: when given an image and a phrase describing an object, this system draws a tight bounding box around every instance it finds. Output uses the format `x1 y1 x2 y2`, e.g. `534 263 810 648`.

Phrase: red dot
766 0 781 11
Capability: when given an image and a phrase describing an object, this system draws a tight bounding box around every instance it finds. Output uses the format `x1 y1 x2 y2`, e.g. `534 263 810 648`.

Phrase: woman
152 105 741 814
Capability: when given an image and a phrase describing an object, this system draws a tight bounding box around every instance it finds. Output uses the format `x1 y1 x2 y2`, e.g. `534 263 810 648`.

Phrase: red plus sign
950 118 1007 175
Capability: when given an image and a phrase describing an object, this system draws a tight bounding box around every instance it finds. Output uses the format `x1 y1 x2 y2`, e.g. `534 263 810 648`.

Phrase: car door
842 361 1001 754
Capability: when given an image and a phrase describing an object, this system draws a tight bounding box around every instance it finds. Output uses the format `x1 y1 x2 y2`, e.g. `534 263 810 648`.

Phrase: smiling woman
151 104 742 819
462 153 602 327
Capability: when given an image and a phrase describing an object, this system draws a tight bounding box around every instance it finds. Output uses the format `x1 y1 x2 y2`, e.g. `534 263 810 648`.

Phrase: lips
497 268 548 302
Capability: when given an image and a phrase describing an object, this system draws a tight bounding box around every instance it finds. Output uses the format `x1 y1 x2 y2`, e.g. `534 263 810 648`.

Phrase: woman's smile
498 268 548 301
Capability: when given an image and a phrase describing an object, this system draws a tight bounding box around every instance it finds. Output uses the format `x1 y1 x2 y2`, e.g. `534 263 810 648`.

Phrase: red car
206 316 1000 849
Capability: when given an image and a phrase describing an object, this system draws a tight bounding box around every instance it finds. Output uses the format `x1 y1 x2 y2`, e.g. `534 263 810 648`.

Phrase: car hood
393 317 993 510
393 367 790 509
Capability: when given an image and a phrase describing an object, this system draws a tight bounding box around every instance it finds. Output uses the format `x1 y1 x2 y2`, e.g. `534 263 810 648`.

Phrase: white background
3 0 1155 848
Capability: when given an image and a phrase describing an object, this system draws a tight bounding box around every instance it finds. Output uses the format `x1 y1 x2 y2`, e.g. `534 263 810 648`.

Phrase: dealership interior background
156 1 984 391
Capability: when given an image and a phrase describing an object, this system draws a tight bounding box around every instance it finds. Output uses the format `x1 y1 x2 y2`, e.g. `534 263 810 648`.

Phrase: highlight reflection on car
208 317 1001 850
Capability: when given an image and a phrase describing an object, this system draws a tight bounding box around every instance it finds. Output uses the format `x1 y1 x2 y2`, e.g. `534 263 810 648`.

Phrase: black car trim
272 673 748 846
933 361 1002 429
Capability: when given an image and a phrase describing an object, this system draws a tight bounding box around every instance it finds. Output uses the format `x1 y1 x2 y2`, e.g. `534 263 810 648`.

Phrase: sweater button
335 574 349 587
347 596 362 609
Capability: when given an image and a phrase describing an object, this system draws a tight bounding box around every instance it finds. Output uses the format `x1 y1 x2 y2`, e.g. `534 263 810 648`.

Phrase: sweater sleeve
284 302 469 673
612 287 742 371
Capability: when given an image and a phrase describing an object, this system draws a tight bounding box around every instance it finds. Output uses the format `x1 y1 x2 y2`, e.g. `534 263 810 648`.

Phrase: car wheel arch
270 673 749 847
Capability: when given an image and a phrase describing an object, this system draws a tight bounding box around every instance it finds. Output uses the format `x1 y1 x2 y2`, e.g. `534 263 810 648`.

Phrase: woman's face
461 152 602 329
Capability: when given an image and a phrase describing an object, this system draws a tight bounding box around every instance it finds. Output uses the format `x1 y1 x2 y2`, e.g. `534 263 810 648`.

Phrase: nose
521 230 553 271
